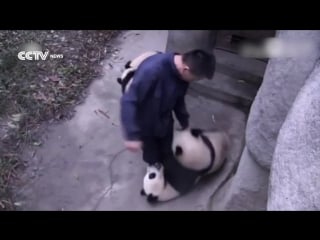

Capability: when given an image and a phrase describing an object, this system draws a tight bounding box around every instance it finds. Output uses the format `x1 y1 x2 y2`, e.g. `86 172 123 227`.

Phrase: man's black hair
182 49 216 79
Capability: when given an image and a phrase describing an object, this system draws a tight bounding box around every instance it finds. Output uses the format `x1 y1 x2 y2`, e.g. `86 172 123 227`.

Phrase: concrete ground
13 30 247 211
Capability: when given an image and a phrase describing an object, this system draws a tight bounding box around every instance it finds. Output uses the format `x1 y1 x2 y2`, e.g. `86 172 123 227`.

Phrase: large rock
246 30 320 169
210 147 269 210
267 61 320 210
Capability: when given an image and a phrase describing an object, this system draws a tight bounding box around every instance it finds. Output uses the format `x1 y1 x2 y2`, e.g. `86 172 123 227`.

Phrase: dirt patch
0 30 120 210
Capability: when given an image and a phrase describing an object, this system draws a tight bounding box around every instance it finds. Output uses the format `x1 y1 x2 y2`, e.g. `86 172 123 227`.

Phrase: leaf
49 75 60 82
32 141 42 146
98 109 110 119
14 202 22 207
11 113 23 122
7 122 18 129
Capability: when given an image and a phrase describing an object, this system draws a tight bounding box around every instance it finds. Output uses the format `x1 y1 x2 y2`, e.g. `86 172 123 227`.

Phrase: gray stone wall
246 31 320 170
267 61 320 210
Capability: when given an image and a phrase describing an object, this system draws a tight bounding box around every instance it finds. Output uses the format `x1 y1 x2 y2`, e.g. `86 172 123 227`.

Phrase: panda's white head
141 162 165 203
172 128 212 171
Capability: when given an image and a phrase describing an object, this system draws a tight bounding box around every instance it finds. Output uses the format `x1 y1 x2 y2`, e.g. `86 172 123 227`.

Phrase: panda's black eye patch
149 173 156 179
191 128 203 138
175 146 183 156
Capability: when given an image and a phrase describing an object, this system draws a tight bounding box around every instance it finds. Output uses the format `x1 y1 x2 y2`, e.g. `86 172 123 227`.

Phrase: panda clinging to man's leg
140 152 206 204
140 162 180 203
140 126 231 204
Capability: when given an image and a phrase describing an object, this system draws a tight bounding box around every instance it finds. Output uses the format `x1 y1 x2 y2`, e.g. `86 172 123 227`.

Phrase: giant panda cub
140 162 180 203
172 128 231 175
117 51 162 94
140 127 231 204
140 154 204 204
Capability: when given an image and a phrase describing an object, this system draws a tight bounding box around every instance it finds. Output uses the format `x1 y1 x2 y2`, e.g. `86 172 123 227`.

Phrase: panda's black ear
175 146 183 156
191 128 203 138
125 61 131 69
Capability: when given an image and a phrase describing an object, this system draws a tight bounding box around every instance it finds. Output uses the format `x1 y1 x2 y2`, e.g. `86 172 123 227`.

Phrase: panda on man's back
117 51 162 94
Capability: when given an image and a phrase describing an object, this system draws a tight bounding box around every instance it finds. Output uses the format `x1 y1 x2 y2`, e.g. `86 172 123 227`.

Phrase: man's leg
159 126 174 160
142 136 161 165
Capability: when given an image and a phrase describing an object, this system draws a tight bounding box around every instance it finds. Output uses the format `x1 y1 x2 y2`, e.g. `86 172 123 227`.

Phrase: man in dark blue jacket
120 49 216 166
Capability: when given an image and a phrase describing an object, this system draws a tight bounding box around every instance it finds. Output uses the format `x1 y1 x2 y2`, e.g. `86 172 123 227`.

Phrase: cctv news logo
17 42 63 61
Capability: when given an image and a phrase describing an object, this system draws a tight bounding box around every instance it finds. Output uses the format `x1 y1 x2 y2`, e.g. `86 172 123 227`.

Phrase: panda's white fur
117 50 161 94
172 127 231 175
140 163 180 203
125 51 161 69
119 68 135 93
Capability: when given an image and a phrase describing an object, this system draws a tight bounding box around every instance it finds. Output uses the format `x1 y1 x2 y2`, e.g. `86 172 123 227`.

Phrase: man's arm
120 68 157 141
173 87 189 129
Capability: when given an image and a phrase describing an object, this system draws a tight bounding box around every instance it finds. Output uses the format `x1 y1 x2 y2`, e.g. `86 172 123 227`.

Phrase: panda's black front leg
147 194 158 204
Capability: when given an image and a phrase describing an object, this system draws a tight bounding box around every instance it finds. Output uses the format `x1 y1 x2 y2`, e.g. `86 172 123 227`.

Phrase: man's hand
124 140 143 152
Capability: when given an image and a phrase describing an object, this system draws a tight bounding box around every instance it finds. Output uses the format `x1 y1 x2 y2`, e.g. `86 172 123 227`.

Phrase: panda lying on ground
117 51 162 94
140 127 231 204
172 127 231 174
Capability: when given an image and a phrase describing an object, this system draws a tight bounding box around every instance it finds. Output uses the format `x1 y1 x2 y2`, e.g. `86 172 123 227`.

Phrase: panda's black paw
147 194 158 204
140 189 146 196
